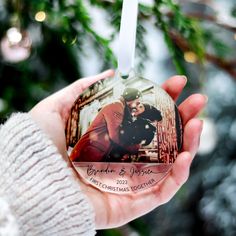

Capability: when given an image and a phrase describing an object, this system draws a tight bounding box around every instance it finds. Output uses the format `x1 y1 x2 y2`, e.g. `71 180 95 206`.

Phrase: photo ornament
66 74 183 194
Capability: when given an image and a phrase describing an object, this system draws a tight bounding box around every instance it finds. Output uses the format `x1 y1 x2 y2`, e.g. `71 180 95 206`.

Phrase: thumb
46 69 115 123
63 69 115 99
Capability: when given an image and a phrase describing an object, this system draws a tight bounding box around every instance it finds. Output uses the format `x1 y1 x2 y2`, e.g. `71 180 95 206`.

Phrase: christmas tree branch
153 0 186 74
169 30 236 79
178 12 236 33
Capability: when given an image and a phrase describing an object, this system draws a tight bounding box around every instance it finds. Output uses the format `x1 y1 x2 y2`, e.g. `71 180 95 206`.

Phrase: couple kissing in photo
70 87 162 163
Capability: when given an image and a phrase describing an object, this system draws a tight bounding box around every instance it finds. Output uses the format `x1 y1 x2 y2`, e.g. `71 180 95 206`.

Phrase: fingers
161 76 207 125
51 69 114 101
155 151 192 205
49 69 115 123
161 75 187 101
178 94 207 125
129 151 194 217
62 69 115 100
69 69 115 96
161 75 207 124
153 118 203 205
134 117 203 212
182 118 203 156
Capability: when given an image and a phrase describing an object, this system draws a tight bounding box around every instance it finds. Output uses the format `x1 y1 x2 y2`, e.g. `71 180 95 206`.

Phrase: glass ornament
66 73 183 194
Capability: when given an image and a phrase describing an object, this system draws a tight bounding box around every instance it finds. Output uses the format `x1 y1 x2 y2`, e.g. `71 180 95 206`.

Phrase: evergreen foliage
0 1 236 235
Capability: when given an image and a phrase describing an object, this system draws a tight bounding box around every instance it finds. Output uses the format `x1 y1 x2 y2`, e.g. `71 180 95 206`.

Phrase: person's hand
30 71 207 229
30 70 115 162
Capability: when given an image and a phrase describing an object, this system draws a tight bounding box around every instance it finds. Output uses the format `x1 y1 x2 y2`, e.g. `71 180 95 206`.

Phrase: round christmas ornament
65 0 183 194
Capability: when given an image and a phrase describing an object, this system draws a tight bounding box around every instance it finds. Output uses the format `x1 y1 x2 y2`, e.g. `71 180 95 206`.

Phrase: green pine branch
154 0 186 74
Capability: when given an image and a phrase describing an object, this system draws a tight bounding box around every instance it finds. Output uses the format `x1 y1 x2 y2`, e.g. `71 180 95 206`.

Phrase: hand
30 71 207 229
30 70 115 162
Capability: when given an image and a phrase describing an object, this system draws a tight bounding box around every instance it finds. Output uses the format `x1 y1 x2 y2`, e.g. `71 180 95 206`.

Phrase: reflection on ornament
35 11 46 22
0 27 31 63
198 117 218 155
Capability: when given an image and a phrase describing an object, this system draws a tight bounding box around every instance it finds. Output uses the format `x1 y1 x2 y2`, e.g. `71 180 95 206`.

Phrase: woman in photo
108 101 163 162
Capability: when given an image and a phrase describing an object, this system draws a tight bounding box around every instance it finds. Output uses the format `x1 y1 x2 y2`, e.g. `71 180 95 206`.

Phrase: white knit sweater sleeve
0 113 96 236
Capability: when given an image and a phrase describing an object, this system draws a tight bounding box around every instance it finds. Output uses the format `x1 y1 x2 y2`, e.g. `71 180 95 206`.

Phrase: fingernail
177 75 187 82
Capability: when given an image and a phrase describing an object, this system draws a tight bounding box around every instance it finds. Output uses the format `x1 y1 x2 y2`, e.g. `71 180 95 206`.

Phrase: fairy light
35 11 46 22
184 51 198 63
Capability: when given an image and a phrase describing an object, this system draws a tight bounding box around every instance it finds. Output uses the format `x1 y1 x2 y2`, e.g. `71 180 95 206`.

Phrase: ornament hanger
118 0 139 78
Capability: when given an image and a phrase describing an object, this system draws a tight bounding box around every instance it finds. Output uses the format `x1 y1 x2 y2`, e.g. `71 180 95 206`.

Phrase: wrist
0 113 95 235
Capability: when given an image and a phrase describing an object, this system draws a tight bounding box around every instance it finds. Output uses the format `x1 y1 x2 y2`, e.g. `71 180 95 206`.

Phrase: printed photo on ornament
66 76 182 164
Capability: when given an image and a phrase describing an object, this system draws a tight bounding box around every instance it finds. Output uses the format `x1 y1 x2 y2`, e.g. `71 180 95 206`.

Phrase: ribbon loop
118 0 139 78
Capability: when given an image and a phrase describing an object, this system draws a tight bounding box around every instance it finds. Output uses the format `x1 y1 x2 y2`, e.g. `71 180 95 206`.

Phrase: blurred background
0 0 236 235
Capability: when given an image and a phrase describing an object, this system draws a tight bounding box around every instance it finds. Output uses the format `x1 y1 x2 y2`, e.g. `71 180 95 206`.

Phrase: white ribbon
118 0 139 77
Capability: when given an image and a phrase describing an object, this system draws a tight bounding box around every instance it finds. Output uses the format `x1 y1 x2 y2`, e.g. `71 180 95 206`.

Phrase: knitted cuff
0 113 95 236
0 197 19 236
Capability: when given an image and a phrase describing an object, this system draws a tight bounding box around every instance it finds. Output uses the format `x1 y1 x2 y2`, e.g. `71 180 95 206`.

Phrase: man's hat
122 88 142 101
